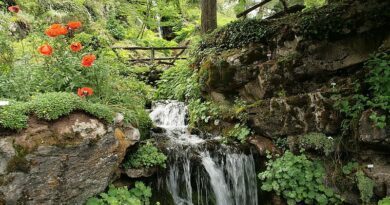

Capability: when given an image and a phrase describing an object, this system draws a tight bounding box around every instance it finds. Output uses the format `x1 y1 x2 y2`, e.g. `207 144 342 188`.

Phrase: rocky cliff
0 112 140 205
195 0 389 203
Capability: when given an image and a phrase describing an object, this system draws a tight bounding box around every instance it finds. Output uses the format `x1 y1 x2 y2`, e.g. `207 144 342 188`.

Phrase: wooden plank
129 57 187 62
266 4 305 19
236 0 272 18
112 46 188 50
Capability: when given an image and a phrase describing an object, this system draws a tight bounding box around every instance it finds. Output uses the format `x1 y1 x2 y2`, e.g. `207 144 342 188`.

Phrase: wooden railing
236 0 304 19
112 46 188 65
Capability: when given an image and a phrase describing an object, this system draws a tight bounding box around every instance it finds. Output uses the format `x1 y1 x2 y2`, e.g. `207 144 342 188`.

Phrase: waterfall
150 101 259 205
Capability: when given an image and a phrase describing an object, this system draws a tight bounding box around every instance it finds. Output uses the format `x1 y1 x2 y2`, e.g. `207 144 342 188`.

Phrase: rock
360 149 390 198
357 109 389 147
0 112 139 205
125 167 158 178
247 135 280 156
199 47 266 94
247 92 340 138
294 34 386 76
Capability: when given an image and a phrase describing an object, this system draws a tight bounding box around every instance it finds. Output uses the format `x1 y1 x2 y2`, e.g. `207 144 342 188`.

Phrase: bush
0 101 29 130
29 92 81 120
0 92 120 130
297 133 335 156
259 151 342 205
356 170 374 204
123 142 167 169
86 182 152 205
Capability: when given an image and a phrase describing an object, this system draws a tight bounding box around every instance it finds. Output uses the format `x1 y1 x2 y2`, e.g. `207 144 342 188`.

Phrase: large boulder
0 112 139 205
357 109 389 148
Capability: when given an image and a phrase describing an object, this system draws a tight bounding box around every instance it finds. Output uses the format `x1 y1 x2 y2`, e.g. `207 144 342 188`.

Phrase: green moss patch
0 92 143 130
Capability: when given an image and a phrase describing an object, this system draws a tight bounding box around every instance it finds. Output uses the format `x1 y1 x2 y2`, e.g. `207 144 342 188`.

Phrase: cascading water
150 101 259 205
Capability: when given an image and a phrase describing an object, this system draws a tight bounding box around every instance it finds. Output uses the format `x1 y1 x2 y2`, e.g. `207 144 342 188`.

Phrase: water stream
150 101 259 205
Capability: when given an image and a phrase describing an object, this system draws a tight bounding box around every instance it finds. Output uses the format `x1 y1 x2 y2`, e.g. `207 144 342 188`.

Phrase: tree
201 0 217 33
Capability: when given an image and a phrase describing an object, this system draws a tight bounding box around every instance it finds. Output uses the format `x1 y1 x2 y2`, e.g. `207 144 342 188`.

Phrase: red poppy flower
45 24 68 37
67 21 82 30
77 87 94 97
81 54 96 67
70 42 82 52
8 5 20 13
38 44 53 56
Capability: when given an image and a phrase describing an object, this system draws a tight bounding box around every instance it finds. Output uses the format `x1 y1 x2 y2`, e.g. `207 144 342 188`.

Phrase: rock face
195 0 390 202
0 112 139 205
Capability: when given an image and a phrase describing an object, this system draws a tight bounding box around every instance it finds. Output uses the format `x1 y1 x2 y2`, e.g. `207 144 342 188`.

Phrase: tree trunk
201 0 217 34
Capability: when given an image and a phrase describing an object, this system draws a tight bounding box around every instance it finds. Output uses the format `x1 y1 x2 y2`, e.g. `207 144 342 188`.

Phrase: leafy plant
86 182 152 205
123 142 167 169
378 197 390 205
259 151 342 205
297 133 335 156
356 170 374 204
333 52 389 132
341 162 358 175
225 123 251 143
155 60 200 101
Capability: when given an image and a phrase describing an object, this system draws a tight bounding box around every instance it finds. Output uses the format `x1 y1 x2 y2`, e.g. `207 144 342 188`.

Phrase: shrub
86 182 152 205
259 151 342 205
0 92 125 130
356 170 374 204
29 92 81 120
297 133 335 156
0 101 29 130
123 142 167 169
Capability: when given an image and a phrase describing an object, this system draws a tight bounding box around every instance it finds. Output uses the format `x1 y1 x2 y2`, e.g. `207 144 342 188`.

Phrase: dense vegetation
1 0 389 204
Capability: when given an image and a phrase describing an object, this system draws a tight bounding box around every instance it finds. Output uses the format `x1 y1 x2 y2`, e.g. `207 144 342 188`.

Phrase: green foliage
341 162 358 175
29 92 81 120
188 99 220 127
304 0 326 9
297 133 335 156
86 182 152 205
0 101 29 130
123 142 167 169
225 123 251 143
0 92 120 130
356 170 374 204
259 151 342 205
155 61 200 101
333 52 389 132
378 197 390 205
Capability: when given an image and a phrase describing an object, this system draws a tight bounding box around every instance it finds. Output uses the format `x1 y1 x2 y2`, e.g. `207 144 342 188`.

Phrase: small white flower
0 101 10 106
367 164 374 169
327 136 333 140
214 119 220 126
331 82 336 86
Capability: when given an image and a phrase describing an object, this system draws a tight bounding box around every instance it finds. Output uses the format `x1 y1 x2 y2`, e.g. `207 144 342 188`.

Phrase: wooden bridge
112 45 188 66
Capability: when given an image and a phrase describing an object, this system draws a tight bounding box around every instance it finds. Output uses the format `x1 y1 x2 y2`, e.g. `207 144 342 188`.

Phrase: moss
6 144 30 173
0 92 142 130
